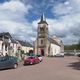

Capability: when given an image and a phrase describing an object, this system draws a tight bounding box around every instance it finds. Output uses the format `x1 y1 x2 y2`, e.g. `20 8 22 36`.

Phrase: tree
77 40 80 49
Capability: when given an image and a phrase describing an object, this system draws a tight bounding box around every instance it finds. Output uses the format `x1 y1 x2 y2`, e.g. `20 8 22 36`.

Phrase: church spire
38 13 48 25
41 13 45 21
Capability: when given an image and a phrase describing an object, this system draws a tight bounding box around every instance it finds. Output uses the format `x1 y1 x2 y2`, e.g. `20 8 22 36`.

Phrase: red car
24 56 40 65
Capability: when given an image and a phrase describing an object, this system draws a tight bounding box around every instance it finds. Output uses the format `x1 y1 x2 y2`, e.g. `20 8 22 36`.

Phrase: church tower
37 14 48 56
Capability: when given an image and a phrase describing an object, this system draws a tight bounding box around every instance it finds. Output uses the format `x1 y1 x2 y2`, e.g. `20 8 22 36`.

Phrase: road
0 56 80 80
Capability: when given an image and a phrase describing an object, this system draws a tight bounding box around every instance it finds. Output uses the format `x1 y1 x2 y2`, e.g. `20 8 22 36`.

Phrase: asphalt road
0 56 80 80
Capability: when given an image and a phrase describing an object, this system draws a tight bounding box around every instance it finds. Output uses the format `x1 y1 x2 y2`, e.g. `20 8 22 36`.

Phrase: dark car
0 56 18 70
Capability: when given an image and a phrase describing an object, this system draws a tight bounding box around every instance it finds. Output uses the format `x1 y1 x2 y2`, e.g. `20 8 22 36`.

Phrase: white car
36 54 43 62
54 53 64 57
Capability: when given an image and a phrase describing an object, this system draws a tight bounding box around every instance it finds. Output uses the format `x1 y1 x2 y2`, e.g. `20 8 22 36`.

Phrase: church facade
34 14 64 56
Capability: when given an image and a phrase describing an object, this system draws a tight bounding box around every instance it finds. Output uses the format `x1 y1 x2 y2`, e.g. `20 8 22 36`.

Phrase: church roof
38 14 48 25
47 37 61 46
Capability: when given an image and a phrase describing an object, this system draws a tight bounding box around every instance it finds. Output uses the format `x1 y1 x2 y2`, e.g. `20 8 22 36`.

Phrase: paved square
0 57 80 80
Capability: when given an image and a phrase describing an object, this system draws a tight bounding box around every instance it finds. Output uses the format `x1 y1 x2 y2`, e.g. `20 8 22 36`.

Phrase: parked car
0 56 18 70
77 54 80 57
36 54 43 62
24 56 40 65
64 52 74 56
54 53 64 57
23 53 36 60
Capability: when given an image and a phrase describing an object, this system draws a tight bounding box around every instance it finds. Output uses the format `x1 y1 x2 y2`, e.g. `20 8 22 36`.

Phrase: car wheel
13 64 18 69
41 59 43 62
30 62 33 65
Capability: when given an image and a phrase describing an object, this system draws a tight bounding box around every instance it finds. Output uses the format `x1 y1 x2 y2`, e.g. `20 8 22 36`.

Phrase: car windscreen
37 55 42 57
0 57 8 61
28 57 34 59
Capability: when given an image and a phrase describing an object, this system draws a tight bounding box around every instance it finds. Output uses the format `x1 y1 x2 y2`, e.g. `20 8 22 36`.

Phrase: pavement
0 56 80 80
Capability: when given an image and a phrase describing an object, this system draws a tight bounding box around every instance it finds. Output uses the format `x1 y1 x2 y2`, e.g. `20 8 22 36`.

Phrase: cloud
0 0 34 42
52 2 72 16
48 0 80 44
0 0 80 45
18 0 55 15
24 0 80 44
32 18 70 44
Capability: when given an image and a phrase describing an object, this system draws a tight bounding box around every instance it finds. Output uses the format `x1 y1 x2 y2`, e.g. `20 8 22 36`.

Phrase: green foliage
20 50 25 54
64 43 80 50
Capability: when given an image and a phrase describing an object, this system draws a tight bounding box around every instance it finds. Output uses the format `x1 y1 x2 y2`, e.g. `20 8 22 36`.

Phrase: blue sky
0 0 80 45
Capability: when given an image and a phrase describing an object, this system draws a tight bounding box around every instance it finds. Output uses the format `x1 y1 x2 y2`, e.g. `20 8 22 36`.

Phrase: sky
0 0 80 45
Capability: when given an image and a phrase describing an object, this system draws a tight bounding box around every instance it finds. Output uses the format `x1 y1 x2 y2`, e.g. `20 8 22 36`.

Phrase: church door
41 49 44 56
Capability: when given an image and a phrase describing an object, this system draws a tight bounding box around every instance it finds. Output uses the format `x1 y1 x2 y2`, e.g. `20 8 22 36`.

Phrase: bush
21 50 25 54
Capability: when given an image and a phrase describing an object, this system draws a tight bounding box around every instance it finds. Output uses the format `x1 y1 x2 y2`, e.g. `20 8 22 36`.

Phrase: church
34 14 64 56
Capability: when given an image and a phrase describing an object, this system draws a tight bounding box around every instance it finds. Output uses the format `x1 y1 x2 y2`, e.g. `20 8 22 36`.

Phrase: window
41 40 43 44
2 43 3 50
40 27 44 32
5 44 7 51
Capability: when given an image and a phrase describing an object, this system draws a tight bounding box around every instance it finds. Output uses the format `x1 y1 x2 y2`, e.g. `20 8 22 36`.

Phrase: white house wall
50 43 60 56
22 46 33 53
13 44 18 54
0 41 3 52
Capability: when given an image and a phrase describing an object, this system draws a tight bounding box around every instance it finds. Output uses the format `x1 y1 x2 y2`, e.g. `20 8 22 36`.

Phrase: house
9 38 18 56
17 40 33 53
34 14 64 56
0 32 33 62
0 32 12 56
0 32 18 56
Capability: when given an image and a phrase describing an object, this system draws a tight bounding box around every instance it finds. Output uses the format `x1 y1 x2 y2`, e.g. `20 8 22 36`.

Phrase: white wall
22 46 33 53
50 43 60 56
0 41 3 51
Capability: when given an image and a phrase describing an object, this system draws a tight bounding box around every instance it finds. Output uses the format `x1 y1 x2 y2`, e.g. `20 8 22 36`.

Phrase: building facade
0 32 33 56
34 14 64 56
17 40 33 53
0 32 19 56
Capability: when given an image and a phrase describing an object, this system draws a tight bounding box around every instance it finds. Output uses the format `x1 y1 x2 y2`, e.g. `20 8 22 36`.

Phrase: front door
41 49 44 56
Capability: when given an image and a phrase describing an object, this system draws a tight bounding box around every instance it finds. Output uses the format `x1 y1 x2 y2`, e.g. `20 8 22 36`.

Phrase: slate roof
0 38 3 41
11 38 18 44
18 40 33 47
38 14 48 25
0 32 33 47
47 37 61 46
0 32 12 38
38 20 48 25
